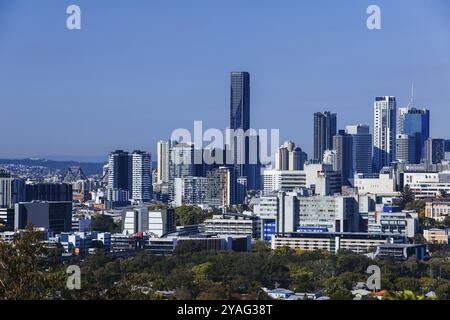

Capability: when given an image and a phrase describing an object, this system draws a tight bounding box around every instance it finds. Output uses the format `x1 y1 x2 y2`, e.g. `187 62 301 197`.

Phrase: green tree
383 290 434 300
401 185 415 209
174 206 210 226
90 214 121 233
0 225 53 299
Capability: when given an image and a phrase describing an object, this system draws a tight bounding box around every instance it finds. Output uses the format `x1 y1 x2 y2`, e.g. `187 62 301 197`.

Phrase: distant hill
0 158 105 176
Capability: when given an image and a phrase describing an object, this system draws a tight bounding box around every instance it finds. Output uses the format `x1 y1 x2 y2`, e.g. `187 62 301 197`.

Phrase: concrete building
122 205 149 235
374 243 428 261
275 141 307 171
263 163 341 196
202 213 260 238
157 140 170 183
297 196 359 233
425 200 450 221
168 142 196 203
354 173 397 196
131 150 152 203
368 206 418 238
253 193 279 241
404 171 450 198
148 209 175 238
271 232 406 254
205 167 231 208
146 234 251 255
303 163 342 196
423 228 449 244
173 176 208 207
263 170 306 193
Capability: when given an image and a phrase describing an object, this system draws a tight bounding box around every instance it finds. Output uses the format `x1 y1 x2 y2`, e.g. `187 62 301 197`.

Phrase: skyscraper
396 134 416 164
157 140 170 183
107 150 132 205
333 130 353 185
230 71 250 133
397 107 430 162
0 169 25 209
345 124 372 177
229 71 260 199
229 72 250 181
373 96 396 171
168 141 196 202
131 150 152 203
314 111 337 162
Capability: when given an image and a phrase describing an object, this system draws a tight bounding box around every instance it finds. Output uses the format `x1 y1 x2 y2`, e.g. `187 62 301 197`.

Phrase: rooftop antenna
408 83 414 108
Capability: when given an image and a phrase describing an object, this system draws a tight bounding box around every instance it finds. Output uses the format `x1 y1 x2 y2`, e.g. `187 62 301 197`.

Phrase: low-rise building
368 206 418 238
202 213 260 238
404 171 450 198
423 228 449 244
425 199 450 222
354 173 397 196
374 243 428 261
145 234 251 255
271 232 406 254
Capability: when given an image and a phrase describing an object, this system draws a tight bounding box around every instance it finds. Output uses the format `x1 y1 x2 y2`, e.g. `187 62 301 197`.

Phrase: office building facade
157 140 170 184
131 150 152 203
345 125 372 176
373 96 396 171
333 130 353 185
313 111 337 162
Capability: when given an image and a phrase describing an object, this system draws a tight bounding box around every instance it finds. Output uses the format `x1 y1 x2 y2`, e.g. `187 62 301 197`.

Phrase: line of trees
1 227 450 300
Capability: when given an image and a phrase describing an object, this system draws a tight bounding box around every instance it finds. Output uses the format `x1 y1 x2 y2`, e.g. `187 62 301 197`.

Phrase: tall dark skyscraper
107 150 132 206
230 72 250 132
229 72 260 200
314 111 337 162
333 130 353 186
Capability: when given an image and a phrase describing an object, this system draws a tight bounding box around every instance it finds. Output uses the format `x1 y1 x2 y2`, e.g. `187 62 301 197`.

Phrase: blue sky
0 0 449 162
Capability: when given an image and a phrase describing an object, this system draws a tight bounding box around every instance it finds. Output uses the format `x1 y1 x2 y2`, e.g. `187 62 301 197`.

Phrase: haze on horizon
1 0 450 162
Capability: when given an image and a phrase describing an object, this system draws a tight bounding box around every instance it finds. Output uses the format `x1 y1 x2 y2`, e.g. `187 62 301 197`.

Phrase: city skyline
1 0 450 161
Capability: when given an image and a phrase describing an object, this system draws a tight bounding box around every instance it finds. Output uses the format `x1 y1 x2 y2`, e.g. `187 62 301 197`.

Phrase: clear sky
0 0 449 162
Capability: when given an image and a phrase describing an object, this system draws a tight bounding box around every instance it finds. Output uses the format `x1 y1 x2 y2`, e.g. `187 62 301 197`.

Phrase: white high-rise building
131 151 152 203
157 140 169 183
173 176 208 207
373 96 397 172
169 142 196 202
0 169 25 209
